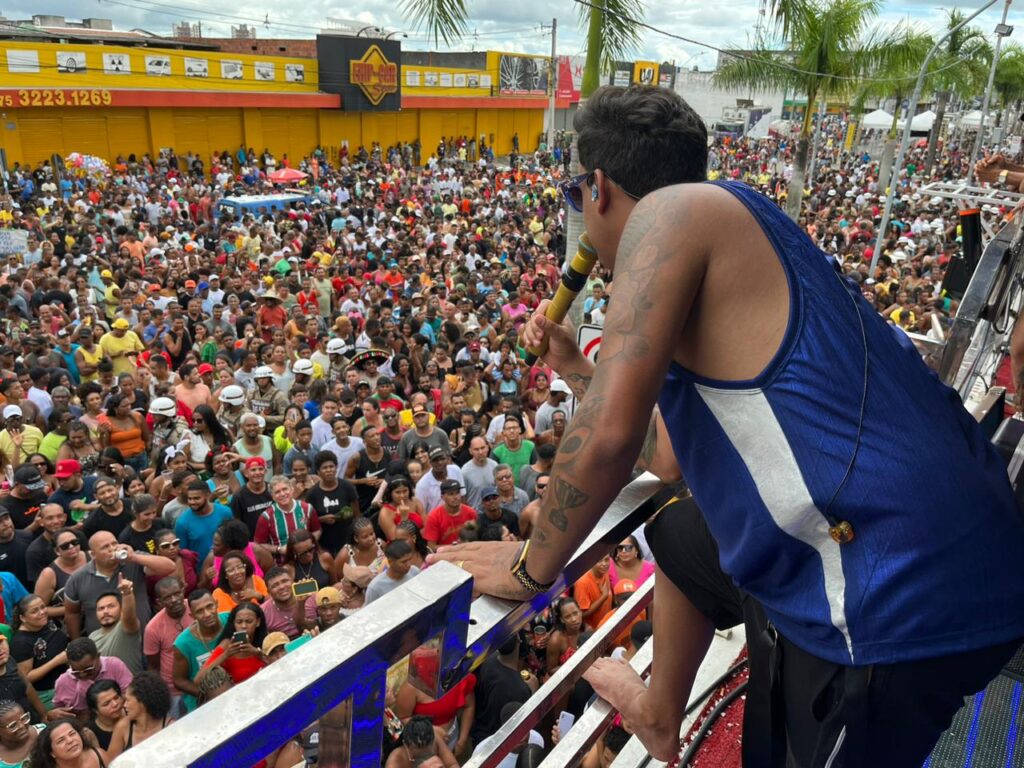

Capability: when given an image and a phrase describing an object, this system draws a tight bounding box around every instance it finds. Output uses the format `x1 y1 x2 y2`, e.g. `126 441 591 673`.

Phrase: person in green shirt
492 415 535 490
38 409 73 462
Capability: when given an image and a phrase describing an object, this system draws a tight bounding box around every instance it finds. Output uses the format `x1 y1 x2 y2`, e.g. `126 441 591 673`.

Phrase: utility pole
547 18 558 151
967 0 1013 183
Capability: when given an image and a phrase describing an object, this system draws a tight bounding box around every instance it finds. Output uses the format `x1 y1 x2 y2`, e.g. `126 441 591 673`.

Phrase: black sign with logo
316 35 402 111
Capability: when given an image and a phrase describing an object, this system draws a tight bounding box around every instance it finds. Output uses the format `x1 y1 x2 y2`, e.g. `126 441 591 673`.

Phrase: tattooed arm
522 187 707 583
426 186 705 600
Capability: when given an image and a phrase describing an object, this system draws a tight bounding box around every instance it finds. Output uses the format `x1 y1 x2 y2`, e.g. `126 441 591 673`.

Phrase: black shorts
646 496 1022 768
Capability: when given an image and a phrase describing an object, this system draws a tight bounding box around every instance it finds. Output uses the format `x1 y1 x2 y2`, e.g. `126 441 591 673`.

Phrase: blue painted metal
112 473 666 768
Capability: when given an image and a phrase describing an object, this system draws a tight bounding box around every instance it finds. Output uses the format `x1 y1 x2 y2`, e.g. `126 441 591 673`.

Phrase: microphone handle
524 239 599 365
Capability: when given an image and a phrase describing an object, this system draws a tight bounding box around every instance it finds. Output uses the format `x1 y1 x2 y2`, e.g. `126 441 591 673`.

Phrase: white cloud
3 0 1017 66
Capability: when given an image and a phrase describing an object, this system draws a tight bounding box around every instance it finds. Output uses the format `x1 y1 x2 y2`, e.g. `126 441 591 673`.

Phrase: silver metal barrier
112 472 666 768
465 577 655 768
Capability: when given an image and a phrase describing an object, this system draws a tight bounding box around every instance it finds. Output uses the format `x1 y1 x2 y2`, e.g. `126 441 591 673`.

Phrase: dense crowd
0 106 1006 767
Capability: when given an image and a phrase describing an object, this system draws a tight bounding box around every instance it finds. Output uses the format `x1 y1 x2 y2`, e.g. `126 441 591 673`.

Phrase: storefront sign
0 89 112 108
317 35 402 111
350 45 398 106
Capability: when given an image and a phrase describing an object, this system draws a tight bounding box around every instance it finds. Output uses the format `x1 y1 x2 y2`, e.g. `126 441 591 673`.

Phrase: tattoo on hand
547 477 589 532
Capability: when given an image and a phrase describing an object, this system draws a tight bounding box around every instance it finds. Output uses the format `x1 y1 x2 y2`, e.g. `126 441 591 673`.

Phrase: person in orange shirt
573 554 613 630
596 579 647 648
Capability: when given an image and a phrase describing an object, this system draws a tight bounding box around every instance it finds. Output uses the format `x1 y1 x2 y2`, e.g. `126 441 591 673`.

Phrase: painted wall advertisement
499 54 548 95
556 55 584 101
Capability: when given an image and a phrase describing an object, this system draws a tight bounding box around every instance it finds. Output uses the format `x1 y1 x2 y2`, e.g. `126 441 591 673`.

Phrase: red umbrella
267 167 309 183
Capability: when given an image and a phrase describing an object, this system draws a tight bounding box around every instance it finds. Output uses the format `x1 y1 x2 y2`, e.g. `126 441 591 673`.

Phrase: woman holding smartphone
195 603 268 686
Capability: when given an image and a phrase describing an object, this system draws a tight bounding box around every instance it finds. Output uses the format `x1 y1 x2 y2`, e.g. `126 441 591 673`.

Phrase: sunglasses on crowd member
70 665 96 679
560 170 641 213
616 544 636 552
57 540 80 552
159 538 182 549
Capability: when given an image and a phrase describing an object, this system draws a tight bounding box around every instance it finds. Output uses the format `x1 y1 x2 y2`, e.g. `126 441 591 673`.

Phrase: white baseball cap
2 405 21 419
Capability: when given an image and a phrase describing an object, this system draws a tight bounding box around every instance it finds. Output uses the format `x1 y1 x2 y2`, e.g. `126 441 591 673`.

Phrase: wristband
510 541 555 594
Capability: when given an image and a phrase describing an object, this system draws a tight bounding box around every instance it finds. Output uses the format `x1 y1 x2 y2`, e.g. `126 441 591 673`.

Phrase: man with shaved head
62 528 176 638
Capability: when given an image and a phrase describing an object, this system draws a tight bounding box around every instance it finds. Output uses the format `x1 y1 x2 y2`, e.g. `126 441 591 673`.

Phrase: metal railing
111 472 665 768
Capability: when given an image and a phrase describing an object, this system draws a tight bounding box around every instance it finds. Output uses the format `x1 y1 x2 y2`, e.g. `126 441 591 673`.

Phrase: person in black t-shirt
82 478 131 540
1 466 49 532
305 451 359 556
0 636 45 722
470 634 535 745
10 594 69 700
25 504 67 586
117 494 167 556
0 509 33 588
230 457 273 539
475 488 520 539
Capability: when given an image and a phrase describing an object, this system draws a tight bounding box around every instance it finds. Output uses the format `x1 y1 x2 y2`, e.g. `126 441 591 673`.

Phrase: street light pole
547 18 558 151
870 0 1001 275
967 0 1013 183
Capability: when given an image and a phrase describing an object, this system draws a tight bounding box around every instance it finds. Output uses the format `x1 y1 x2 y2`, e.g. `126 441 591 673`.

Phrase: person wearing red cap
231 457 274 539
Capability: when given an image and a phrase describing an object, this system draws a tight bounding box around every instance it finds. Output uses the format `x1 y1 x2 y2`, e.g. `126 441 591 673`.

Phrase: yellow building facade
0 40 554 168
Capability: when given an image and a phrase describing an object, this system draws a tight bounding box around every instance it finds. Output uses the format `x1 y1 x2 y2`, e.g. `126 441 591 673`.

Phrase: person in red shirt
256 294 287 343
423 480 476 550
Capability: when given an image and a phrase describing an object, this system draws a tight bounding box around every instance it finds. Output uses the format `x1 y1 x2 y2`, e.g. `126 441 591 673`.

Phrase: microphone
524 233 598 365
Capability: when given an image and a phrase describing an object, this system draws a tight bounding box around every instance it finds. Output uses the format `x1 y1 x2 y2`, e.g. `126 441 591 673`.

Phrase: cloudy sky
3 0 1016 65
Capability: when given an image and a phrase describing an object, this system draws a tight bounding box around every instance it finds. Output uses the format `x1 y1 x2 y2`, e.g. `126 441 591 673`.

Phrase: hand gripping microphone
524 233 599 365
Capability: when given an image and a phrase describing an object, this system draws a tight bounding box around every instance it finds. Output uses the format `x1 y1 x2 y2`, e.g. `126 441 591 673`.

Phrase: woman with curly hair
27 719 106 768
106 672 173 758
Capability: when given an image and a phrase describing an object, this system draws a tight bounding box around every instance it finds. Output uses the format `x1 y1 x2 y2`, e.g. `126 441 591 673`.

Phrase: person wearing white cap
217 385 247 439
148 397 191 466
535 379 574 434
246 367 289 433
291 358 315 389
0 405 44 467
325 338 349 385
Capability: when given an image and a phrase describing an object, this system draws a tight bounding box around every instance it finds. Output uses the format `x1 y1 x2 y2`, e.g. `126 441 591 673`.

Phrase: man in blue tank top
431 85 1024 766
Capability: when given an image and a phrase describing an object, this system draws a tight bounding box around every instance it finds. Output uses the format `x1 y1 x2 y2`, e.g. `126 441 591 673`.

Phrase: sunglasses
57 540 80 551
70 665 96 678
559 170 641 213
159 538 182 549
616 544 636 552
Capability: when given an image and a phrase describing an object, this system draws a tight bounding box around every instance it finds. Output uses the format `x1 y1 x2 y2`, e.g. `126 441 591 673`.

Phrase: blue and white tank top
658 180 1024 665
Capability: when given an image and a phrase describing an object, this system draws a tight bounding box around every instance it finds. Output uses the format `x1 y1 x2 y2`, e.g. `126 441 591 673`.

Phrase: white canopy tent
861 108 894 130
897 110 936 132
959 109 993 128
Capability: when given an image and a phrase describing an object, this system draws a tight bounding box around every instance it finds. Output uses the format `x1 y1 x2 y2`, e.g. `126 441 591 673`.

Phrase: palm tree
401 0 643 99
923 10 990 174
854 26 933 192
994 43 1024 131
714 0 909 221
401 0 644 327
